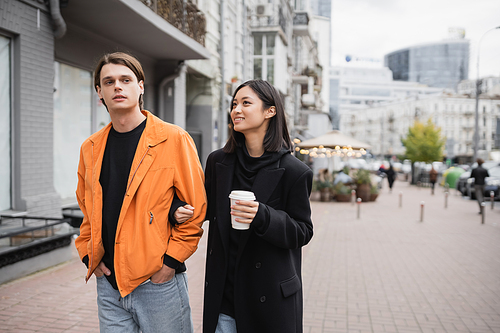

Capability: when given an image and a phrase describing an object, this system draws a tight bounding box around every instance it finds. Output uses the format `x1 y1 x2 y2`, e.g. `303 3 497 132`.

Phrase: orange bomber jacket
75 110 207 297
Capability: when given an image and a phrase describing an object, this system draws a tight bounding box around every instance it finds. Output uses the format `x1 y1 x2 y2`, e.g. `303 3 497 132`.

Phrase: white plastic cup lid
229 190 256 201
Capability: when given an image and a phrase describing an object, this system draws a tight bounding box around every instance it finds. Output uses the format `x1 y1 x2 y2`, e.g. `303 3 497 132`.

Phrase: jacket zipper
126 147 150 194
149 212 154 224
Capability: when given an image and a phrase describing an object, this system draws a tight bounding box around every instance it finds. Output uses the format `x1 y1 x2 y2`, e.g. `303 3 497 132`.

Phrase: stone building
340 92 500 161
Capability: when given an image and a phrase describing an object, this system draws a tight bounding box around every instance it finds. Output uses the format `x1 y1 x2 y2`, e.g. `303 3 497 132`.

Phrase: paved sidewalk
1 181 499 332
303 182 500 333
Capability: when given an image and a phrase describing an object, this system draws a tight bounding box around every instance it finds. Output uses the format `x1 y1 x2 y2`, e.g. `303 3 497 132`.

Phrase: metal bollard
481 202 485 224
420 201 425 222
445 183 449 192
399 191 403 208
417 181 421 189
357 198 361 219
351 190 356 206
444 191 448 209
491 191 495 210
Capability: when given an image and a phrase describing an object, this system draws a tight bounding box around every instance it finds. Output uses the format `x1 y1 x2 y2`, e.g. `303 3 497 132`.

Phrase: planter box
356 184 370 203
335 194 351 202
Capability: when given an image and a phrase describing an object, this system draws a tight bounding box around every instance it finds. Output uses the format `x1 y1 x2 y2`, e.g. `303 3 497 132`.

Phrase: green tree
402 118 445 163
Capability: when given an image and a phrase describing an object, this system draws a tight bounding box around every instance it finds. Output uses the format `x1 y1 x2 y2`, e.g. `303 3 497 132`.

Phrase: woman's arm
231 167 314 249
168 192 193 225
254 168 313 249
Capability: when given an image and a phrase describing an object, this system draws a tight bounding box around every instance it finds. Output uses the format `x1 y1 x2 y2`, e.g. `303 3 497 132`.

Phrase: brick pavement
1 181 499 332
302 181 500 333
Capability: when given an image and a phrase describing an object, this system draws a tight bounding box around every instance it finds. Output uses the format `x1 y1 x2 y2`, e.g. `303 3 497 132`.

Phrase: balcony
249 7 288 38
60 0 210 60
293 11 309 36
140 0 206 46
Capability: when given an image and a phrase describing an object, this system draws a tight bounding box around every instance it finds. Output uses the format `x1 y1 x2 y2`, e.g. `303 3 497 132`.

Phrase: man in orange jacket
75 52 206 333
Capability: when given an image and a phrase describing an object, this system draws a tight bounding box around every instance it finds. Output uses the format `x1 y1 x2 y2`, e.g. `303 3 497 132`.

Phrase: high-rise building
385 34 469 91
310 0 331 18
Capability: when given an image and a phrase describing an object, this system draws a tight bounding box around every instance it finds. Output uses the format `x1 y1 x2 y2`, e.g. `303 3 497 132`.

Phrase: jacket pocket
280 274 301 298
148 210 168 244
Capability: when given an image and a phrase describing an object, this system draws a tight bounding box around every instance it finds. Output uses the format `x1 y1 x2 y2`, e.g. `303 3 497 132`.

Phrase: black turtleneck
220 143 288 318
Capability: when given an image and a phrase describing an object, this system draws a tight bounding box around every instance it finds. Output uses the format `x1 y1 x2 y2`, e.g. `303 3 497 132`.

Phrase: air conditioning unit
255 4 272 16
301 94 315 107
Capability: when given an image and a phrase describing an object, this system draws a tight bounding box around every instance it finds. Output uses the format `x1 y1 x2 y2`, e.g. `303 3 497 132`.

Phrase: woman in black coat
385 164 396 192
203 80 313 333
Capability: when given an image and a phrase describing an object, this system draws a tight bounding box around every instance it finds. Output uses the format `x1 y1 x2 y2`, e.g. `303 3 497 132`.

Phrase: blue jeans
215 313 237 333
96 273 193 333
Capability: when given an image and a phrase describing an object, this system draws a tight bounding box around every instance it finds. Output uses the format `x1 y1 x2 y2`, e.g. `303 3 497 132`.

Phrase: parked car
484 166 500 201
456 171 471 195
465 161 500 199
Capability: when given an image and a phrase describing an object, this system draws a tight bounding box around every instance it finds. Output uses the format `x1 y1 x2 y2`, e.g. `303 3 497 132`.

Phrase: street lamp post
473 26 500 162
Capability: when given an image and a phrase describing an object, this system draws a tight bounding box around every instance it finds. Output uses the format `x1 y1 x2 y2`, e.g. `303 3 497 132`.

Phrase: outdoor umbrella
298 130 372 150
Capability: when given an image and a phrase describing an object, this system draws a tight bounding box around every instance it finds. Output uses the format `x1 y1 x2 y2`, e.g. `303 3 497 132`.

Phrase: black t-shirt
471 166 490 186
99 119 146 289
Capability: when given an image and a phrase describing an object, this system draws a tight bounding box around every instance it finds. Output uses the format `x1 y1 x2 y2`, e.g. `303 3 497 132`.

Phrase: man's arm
75 147 91 265
165 131 207 264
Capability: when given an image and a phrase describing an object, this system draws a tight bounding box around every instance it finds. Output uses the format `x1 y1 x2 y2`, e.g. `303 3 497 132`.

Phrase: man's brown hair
477 158 484 166
94 52 145 110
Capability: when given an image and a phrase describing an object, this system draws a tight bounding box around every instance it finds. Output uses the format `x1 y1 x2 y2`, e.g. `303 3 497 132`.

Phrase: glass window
267 59 274 84
266 34 275 55
254 35 262 56
254 59 262 80
0 35 10 210
53 62 92 201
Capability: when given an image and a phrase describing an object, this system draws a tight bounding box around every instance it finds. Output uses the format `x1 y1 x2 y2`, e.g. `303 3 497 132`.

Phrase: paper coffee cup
229 190 256 230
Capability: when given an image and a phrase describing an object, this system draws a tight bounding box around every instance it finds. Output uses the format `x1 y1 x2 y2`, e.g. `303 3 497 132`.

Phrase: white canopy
298 130 372 150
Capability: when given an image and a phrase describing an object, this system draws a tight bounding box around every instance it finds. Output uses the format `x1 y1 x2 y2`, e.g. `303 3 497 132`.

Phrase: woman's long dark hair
223 80 293 153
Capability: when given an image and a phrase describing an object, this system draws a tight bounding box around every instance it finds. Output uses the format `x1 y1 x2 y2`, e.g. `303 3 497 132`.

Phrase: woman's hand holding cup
229 190 257 229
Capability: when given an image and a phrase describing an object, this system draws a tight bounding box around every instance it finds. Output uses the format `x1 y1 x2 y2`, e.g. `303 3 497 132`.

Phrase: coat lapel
251 164 285 204
236 159 285 259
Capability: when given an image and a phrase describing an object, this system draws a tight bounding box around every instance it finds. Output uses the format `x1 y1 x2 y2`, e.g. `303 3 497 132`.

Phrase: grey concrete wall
186 74 214 168
1 0 61 217
187 98 213 168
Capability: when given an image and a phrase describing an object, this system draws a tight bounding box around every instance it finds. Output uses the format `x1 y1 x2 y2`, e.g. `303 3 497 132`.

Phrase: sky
330 0 500 79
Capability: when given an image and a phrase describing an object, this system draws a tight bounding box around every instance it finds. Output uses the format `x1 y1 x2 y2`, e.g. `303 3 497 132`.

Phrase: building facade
0 0 210 215
331 65 443 133
385 37 469 91
457 76 500 97
340 93 500 161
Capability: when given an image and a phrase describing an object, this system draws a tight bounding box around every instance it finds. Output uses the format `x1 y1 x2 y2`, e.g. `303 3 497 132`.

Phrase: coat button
209 249 213 255
260 296 266 302
205 281 209 287
255 262 261 268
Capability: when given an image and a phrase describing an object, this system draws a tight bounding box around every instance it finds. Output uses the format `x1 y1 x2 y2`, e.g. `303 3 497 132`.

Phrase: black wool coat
203 148 314 333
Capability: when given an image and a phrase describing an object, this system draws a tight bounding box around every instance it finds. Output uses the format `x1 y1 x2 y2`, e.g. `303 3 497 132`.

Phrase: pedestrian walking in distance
385 164 396 193
75 52 206 333
429 165 438 195
470 158 490 214
175 80 313 333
